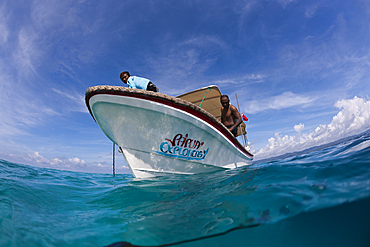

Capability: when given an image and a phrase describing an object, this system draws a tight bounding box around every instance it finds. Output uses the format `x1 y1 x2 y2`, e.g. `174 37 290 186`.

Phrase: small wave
1 131 370 246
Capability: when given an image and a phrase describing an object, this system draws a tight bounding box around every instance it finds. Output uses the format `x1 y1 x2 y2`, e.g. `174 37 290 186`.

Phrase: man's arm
229 105 242 131
220 108 224 124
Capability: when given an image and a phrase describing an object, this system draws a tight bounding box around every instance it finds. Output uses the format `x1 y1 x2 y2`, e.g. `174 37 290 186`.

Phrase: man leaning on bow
120 71 159 92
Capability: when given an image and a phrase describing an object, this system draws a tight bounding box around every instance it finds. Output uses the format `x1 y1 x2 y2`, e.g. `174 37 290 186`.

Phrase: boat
85 85 253 178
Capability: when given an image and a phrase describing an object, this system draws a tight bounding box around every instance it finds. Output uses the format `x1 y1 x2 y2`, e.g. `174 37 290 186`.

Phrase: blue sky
1 0 370 174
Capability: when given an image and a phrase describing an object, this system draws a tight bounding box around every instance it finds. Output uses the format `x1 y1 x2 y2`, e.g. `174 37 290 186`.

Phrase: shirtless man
220 95 242 137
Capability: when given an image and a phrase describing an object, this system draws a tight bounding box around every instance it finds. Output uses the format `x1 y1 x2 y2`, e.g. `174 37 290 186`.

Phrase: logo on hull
155 133 209 161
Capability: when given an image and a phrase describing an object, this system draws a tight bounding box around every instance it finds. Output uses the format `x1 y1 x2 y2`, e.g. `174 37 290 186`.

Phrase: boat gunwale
85 85 253 159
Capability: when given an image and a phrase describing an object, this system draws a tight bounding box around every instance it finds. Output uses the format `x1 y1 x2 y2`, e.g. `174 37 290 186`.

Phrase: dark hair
220 95 229 101
120 71 130 80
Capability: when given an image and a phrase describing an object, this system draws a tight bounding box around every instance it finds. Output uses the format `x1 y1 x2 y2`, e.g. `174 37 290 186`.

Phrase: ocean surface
1 131 370 247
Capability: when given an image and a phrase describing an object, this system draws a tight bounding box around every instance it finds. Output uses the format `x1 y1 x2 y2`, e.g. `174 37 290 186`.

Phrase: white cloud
52 88 87 113
13 27 40 73
0 5 58 138
0 150 130 174
145 35 233 94
305 4 319 18
28 151 63 166
244 92 316 114
26 151 86 168
31 0 80 30
294 123 304 133
181 35 229 51
68 157 86 165
0 68 60 138
255 96 370 159
0 72 51 137
213 73 266 86
277 0 296 9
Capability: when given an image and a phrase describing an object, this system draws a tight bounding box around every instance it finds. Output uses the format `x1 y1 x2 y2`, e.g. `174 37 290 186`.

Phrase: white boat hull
86 86 253 178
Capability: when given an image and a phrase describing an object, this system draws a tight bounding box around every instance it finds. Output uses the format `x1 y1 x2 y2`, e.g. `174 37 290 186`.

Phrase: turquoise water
1 131 370 247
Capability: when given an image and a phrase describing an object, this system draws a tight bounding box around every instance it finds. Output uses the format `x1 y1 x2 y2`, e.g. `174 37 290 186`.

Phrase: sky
1 0 370 174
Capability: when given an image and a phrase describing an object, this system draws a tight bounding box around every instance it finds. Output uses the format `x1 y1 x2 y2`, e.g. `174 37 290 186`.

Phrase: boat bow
86 85 253 178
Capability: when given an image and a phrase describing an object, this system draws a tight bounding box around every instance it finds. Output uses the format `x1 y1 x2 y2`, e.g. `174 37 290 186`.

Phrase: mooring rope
113 143 115 177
